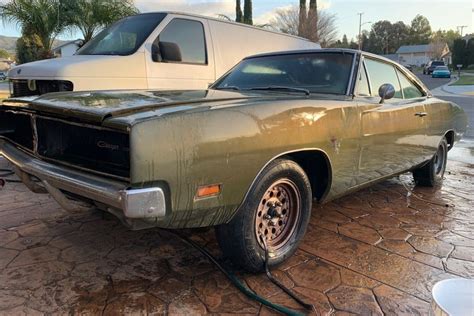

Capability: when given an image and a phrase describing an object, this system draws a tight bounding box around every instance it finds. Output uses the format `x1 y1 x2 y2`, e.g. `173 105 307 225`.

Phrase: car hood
3 89 348 129
7 54 145 79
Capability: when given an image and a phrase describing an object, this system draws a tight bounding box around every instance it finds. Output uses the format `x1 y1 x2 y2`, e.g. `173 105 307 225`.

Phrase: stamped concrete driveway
0 156 473 315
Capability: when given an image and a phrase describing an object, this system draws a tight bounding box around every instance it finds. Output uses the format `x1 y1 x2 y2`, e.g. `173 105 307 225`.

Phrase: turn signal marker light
196 184 221 198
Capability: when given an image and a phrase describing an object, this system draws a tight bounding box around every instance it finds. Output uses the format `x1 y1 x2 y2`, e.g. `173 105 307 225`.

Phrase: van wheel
215 159 312 273
413 137 448 187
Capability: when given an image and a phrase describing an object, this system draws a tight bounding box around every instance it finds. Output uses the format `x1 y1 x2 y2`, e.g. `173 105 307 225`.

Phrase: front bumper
0 139 166 220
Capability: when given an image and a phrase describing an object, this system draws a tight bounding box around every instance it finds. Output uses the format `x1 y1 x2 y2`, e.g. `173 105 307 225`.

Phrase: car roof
244 48 401 65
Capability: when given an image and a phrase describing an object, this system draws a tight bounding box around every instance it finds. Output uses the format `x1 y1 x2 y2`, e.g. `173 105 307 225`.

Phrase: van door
357 58 428 182
145 16 215 90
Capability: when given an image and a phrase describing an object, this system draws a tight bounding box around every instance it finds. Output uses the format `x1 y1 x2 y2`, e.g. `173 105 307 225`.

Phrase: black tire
413 137 448 187
215 159 312 273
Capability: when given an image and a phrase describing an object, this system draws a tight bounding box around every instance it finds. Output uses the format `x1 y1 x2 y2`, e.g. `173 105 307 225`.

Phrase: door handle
415 112 428 117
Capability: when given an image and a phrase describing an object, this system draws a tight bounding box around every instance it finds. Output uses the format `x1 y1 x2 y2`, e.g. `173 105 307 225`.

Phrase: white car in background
7 12 320 97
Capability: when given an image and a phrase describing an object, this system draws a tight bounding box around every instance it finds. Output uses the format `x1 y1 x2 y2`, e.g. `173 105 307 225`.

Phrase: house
396 44 452 67
0 58 15 72
380 54 400 63
52 39 83 57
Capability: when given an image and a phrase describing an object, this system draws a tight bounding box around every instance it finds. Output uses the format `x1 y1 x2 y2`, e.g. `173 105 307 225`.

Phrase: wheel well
445 130 455 150
285 150 331 202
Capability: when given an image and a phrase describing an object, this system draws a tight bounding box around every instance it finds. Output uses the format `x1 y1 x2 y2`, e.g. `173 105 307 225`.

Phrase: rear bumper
0 139 166 220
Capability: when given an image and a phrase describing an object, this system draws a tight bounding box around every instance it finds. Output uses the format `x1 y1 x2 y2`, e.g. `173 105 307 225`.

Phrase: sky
0 0 472 41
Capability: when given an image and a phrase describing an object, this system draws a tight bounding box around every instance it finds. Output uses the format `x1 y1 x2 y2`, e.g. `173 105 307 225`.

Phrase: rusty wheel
216 159 312 272
255 179 301 251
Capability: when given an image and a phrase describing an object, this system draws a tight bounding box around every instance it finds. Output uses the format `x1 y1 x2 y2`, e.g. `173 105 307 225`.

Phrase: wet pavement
0 155 473 315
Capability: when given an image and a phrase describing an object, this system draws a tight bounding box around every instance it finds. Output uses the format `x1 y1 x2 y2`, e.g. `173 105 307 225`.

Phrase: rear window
432 61 445 66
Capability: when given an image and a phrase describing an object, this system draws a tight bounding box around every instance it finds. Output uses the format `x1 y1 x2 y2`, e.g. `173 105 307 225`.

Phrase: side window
397 70 424 99
357 62 371 96
364 58 402 99
154 19 207 64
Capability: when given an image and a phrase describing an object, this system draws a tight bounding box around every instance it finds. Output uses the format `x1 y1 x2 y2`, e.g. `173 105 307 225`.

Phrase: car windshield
213 52 354 95
435 66 448 70
76 13 166 56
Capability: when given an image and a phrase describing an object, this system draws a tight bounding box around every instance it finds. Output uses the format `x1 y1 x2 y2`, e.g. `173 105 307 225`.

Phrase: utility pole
358 12 363 50
358 13 371 50
457 25 468 37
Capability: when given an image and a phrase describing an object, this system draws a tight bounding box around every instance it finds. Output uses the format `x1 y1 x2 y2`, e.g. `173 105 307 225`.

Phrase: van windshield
77 13 167 56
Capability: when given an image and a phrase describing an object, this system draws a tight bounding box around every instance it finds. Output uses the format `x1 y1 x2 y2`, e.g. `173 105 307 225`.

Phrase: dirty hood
2 89 273 123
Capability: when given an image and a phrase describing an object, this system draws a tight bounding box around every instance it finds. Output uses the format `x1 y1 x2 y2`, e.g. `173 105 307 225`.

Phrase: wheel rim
255 179 301 251
434 143 446 175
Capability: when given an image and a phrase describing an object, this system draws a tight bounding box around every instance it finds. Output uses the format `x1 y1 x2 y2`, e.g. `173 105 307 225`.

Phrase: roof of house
381 54 399 61
396 44 432 54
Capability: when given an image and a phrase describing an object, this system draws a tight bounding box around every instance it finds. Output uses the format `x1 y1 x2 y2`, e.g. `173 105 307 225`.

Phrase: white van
8 12 319 97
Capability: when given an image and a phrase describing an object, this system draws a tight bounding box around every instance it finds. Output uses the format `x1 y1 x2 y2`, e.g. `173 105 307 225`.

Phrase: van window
155 19 207 64
397 70 424 99
365 58 402 99
77 13 167 56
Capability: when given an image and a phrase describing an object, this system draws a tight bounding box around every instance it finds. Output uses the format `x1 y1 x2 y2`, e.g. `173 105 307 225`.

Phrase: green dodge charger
0 49 467 271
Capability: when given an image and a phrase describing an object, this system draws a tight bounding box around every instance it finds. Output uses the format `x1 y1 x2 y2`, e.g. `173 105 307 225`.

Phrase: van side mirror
158 41 182 62
378 83 395 104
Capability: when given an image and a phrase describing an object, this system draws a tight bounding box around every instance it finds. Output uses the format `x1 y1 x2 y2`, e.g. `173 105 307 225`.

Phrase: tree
243 0 252 25
67 0 137 43
431 29 461 50
369 20 394 54
391 21 409 49
452 38 467 68
298 0 306 36
0 0 69 55
408 14 431 44
0 49 12 59
341 34 348 47
235 0 242 23
16 32 45 64
270 5 337 47
467 38 474 67
307 0 318 42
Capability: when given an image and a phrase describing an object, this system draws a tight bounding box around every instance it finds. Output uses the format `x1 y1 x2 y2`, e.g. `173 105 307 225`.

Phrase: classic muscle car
0 49 467 272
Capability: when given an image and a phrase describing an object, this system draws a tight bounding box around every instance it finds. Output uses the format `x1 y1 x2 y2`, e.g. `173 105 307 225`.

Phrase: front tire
413 138 448 187
215 159 312 273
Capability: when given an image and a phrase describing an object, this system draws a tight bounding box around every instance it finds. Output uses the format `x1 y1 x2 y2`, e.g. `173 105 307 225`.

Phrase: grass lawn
450 75 474 86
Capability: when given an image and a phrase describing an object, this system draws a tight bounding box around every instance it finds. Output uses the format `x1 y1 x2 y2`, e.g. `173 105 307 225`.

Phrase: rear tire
413 138 448 187
215 159 312 273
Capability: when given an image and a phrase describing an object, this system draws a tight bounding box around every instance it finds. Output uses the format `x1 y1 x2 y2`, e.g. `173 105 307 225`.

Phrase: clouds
254 1 332 25
134 0 332 25
134 0 235 18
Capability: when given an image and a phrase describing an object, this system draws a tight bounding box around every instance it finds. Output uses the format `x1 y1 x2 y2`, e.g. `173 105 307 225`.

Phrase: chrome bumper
0 139 166 219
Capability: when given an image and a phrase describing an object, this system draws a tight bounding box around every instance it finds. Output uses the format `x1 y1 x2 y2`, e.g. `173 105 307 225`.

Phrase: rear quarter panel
425 97 468 153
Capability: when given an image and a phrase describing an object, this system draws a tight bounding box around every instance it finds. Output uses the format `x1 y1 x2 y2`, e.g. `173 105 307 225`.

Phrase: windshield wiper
248 86 310 96
215 86 241 91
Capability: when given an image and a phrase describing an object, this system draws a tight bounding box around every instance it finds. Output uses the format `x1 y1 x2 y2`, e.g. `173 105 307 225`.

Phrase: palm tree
0 0 67 54
235 0 243 23
243 0 252 25
68 0 137 43
299 0 306 36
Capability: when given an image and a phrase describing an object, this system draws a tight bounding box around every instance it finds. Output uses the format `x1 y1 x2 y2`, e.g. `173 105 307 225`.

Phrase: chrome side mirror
378 83 395 104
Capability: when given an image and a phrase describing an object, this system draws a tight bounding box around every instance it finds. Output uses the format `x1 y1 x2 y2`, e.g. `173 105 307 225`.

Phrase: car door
145 16 215 90
355 57 428 183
